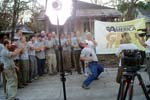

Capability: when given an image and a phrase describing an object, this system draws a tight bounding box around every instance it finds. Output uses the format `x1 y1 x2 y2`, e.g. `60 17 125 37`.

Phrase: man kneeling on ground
80 41 104 89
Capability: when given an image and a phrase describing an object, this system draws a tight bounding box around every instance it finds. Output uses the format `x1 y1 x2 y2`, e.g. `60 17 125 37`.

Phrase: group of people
0 29 104 100
1 28 150 99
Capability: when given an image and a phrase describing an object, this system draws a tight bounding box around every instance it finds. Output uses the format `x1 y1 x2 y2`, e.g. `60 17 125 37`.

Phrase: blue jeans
83 62 104 86
37 58 45 76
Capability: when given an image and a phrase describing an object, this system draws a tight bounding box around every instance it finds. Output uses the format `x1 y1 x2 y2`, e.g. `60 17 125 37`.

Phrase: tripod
117 71 150 100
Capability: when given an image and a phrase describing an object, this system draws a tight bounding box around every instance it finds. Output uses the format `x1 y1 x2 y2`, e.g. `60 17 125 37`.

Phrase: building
71 1 121 33
136 8 150 33
0 24 33 42
36 0 122 34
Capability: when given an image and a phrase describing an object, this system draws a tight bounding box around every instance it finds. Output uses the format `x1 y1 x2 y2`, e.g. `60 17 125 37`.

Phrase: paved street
0 68 150 100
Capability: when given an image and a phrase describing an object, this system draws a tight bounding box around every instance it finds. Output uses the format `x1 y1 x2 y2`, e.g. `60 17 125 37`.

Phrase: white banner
94 18 146 54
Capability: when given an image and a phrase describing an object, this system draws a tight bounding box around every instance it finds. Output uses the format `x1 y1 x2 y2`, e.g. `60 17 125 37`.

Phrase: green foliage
117 0 150 20
117 0 150 13
136 1 150 9
117 2 129 13
0 0 42 31
0 0 12 31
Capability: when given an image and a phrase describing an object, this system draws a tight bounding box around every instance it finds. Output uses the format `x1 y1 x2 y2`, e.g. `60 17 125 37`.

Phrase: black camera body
137 28 147 37
121 49 142 72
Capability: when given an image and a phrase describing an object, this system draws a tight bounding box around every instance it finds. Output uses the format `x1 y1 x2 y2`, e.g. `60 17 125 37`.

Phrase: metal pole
57 16 67 100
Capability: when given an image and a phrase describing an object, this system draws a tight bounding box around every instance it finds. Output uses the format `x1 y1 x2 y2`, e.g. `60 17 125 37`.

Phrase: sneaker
14 98 20 100
78 72 82 75
84 73 88 77
65 72 70 76
146 84 150 88
95 77 99 80
18 84 24 89
147 89 150 94
49 73 54 75
82 84 90 89
34 76 39 80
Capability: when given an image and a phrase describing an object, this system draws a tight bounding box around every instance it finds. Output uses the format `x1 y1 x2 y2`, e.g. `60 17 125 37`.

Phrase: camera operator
116 32 138 83
136 30 150 92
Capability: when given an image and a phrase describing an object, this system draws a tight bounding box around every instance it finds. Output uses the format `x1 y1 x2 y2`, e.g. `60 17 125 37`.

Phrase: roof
136 8 150 22
16 24 33 34
75 1 121 17
75 0 111 9
36 0 122 20
0 24 33 34
76 9 121 17
138 8 150 17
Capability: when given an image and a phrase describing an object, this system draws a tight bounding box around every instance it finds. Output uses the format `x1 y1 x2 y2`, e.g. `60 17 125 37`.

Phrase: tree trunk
125 0 138 21
11 0 17 41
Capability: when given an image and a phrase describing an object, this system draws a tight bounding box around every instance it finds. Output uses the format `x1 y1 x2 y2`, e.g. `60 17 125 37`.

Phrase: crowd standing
1 29 150 99
0 29 104 100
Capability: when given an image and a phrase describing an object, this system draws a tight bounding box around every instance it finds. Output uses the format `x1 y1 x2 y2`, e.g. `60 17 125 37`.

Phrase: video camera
121 49 142 72
137 28 147 37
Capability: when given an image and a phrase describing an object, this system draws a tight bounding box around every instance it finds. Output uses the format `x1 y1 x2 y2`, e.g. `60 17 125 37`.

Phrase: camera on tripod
121 49 142 72
117 49 150 100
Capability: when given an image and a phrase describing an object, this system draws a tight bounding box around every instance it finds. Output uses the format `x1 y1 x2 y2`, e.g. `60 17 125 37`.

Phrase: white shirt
80 47 98 62
145 38 150 53
85 40 95 50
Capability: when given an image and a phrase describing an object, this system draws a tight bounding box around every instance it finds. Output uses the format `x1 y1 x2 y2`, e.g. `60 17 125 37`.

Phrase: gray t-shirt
13 36 21 60
71 37 81 51
0 44 4 63
80 47 98 62
35 40 45 59
19 43 29 60
27 41 36 56
62 38 71 51
1 47 16 69
45 39 55 54
145 38 150 53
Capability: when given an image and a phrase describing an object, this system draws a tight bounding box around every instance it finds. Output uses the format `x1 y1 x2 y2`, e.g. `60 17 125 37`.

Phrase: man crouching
80 41 104 89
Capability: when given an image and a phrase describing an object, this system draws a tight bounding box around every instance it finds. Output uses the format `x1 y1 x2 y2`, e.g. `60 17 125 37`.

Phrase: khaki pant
73 50 81 73
62 51 71 72
46 54 57 74
20 60 29 83
14 60 23 87
3 68 18 100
